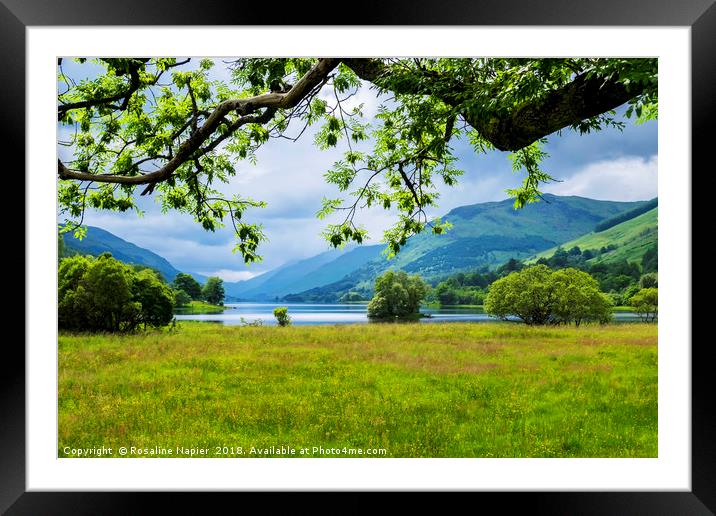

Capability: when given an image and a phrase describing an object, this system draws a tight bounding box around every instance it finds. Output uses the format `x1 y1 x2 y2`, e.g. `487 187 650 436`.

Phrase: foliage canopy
58 253 175 332
202 276 225 305
630 287 658 322
273 306 291 326
484 265 612 325
57 57 657 262
367 270 429 319
173 288 192 307
173 273 203 300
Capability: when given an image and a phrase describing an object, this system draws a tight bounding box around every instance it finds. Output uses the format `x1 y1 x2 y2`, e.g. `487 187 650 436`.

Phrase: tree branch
398 163 421 207
57 58 150 119
341 58 645 152
463 73 641 151
58 58 341 185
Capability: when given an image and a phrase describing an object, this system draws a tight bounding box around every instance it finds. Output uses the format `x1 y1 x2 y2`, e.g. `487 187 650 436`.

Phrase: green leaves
232 222 267 264
316 197 343 220
58 253 175 332
57 57 657 265
485 265 612 325
315 117 343 149
367 270 429 319
321 223 368 248
506 140 555 208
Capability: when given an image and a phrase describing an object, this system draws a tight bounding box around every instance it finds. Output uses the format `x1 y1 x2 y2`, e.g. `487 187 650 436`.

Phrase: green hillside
532 207 658 265
61 196 652 303
284 195 649 302
594 198 657 233
370 194 647 275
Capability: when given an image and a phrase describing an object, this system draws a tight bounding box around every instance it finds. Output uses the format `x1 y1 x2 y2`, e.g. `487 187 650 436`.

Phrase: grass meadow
173 300 229 314
58 322 657 458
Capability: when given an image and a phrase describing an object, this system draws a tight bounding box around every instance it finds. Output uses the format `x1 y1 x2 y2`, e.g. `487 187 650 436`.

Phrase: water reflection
173 303 645 326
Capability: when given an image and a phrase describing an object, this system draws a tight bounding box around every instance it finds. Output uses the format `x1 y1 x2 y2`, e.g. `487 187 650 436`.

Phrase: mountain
593 198 657 233
61 195 651 302
61 225 205 284
283 194 651 302
531 206 658 265
223 244 384 300
381 194 648 274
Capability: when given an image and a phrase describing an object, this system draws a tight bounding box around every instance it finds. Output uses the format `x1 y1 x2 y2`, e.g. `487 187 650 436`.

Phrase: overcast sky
58 59 658 281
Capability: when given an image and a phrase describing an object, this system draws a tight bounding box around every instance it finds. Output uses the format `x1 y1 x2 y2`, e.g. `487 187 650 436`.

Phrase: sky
58 59 658 281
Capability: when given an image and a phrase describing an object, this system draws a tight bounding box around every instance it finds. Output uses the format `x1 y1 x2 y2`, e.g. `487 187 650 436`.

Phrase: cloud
197 269 259 282
545 155 658 201
59 60 658 278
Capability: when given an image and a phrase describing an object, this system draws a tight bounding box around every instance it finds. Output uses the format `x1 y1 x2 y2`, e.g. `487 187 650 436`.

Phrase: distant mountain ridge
61 194 652 302
61 225 206 284
223 244 384 300
255 194 651 302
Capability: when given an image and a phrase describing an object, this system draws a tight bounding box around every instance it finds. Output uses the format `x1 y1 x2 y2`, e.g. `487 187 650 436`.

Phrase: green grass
173 300 229 314
613 306 634 312
58 322 657 458
531 207 658 265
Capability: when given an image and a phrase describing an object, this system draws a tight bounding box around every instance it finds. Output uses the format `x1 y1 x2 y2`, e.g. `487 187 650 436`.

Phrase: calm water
174 302 644 326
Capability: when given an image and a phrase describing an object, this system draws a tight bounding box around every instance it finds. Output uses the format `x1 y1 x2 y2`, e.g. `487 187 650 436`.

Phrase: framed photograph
7 0 712 512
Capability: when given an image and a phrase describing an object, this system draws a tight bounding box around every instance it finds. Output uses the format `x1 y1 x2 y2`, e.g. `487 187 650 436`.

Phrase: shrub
58 253 175 332
173 289 192 307
484 265 612 325
550 268 613 326
639 272 658 289
273 307 291 326
630 288 658 322
367 270 429 319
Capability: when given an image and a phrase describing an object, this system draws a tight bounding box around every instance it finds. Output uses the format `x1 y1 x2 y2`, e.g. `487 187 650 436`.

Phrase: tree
498 257 524 275
173 273 202 300
639 272 658 289
484 265 612 325
202 276 225 305
173 288 192 307
435 283 459 306
599 274 634 293
367 270 429 319
485 265 555 325
630 288 658 322
130 264 166 282
273 307 291 326
57 57 657 261
77 253 140 331
642 245 658 273
58 253 175 332
550 247 570 268
550 268 613 326
58 254 94 329
132 269 175 328
60 253 140 332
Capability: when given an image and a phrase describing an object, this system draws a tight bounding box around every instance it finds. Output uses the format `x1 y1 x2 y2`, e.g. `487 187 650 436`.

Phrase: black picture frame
5 0 712 513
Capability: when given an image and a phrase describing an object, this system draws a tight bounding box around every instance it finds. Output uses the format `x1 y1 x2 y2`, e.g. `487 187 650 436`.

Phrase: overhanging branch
57 58 341 185
341 58 645 152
